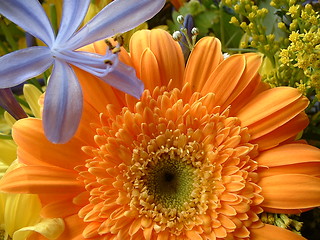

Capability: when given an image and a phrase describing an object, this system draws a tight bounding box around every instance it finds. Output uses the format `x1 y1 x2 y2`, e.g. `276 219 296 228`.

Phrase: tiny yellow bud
260 212 268 223
275 218 287 229
240 41 248 48
270 1 277 7
288 5 300 17
279 214 291 227
267 34 275 42
248 12 255 20
250 40 257 48
261 8 268 15
259 35 266 42
305 4 313 12
289 21 298 31
245 4 251 11
278 22 286 30
234 4 240 12
224 0 232 6
230 16 239 25
240 22 247 29
291 220 303 231
267 213 275 224
289 0 296 5
248 22 255 30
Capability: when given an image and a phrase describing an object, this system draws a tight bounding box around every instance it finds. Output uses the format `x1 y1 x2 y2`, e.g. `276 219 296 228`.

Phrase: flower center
126 134 215 233
146 157 195 209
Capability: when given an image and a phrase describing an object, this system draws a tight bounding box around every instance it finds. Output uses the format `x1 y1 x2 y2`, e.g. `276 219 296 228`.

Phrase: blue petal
0 0 55 46
43 60 83 144
99 61 144 99
0 46 53 88
55 49 118 77
54 0 91 46
65 0 165 50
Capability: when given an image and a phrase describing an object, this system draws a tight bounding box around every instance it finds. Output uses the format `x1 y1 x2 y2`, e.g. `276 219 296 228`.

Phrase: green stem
219 2 225 48
50 4 58 35
0 40 9 54
0 134 13 140
226 48 257 52
0 17 18 50
27 78 42 91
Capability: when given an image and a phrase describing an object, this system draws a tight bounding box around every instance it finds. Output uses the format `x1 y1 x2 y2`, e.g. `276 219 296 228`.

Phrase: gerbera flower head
1 29 320 240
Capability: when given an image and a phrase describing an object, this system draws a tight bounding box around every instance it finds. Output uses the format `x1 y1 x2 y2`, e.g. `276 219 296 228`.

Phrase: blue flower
0 0 165 143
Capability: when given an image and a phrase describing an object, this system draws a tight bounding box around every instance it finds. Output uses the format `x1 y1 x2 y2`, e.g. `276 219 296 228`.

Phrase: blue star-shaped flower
0 0 164 143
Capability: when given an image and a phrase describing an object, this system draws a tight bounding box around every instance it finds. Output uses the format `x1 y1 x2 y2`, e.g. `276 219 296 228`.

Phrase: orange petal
257 142 320 166
92 40 107 56
220 53 262 110
245 100 308 140
170 0 185 9
184 37 223 91
130 29 184 90
83 222 100 238
258 162 320 178
237 87 308 128
235 87 309 149
250 224 307 240
140 48 162 90
201 55 246 107
74 67 125 114
257 143 320 177
92 40 133 67
0 165 84 194
229 80 270 116
258 174 320 210
91 39 134 67
251 112 309 150
41 195 82 218
261 206 313 214
12 118 88 169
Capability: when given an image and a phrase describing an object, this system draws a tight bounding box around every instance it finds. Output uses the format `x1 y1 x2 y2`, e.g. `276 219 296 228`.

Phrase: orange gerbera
1 29 320 240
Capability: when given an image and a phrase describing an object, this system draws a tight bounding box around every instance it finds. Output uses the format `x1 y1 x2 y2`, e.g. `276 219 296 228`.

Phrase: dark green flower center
146 158 195 209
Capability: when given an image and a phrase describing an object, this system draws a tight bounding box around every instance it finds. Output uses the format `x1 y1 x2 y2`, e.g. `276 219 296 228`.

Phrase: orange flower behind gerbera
168 0 185 9
1 29 320 240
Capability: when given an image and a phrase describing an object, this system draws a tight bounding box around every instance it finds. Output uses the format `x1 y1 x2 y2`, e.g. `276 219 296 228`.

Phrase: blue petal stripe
58 49 119 77
0 46 53 88
65 0 165 50
0 0 55 46
54 0 91 45
43 60 83 144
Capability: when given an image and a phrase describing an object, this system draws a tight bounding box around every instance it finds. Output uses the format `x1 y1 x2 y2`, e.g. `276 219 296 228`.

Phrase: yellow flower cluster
279 4 320 98
225 0 319 100
224 0 280 64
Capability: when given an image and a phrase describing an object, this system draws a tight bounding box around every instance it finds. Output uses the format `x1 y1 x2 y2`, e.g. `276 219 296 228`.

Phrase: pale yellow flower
0 85 64 240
